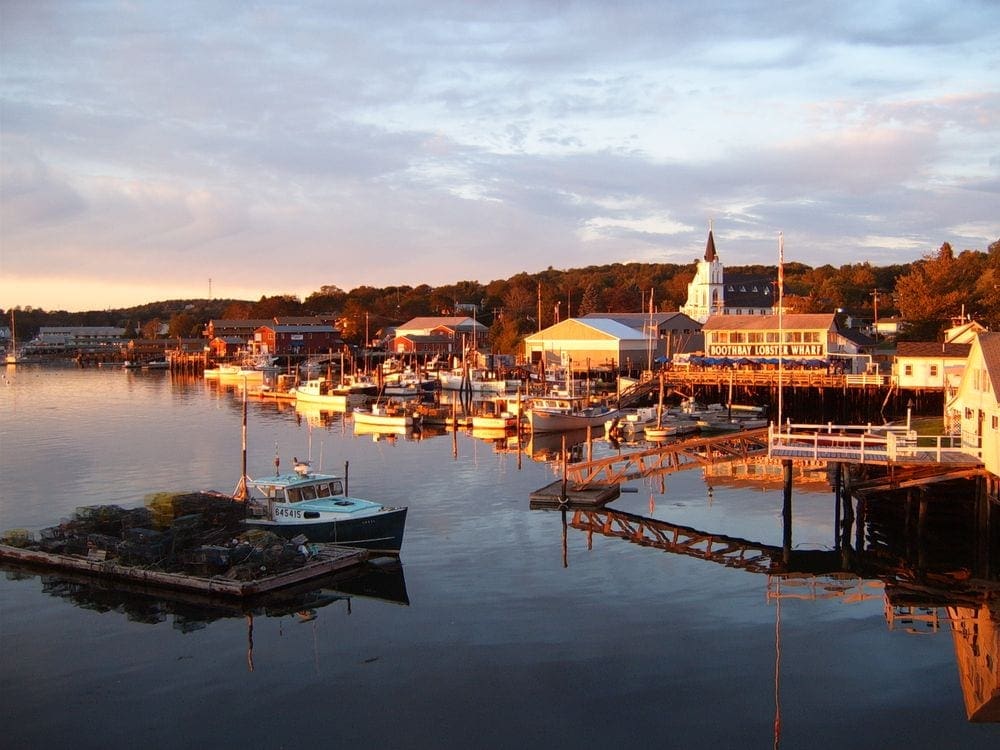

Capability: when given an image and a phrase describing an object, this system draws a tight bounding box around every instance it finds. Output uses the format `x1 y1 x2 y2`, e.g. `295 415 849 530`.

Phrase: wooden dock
0 543 368 598
529 480 621 507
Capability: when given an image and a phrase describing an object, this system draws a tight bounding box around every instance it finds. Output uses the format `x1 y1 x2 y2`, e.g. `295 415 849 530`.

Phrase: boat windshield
284 480 344 502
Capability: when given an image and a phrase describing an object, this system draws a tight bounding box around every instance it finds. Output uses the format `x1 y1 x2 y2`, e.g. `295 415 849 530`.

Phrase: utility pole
537 282 542 332
871 289 880 342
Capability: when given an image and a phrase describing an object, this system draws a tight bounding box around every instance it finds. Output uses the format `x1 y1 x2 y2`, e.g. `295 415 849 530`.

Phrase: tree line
5 239 998 353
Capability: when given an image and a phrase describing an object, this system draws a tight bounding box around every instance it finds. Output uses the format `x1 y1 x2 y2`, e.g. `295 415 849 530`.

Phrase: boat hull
245 507 407 553
529 408 618 433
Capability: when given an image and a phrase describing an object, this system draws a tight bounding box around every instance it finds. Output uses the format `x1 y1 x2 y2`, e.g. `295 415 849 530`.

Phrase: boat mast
777 233 784 430
234 378 249 500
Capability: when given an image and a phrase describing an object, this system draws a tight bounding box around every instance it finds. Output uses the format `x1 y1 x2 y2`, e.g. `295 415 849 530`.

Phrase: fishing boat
292 378 367 409
527 395 619 433
437 367 512 393
241 460 406 554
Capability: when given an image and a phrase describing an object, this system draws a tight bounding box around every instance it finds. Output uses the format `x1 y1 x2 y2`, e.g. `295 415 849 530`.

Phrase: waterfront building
679 229 775 323
892 342 970 392
392 316 489 354
252 324 341 357
27 326 126 354
203 319 272 340
523 317 657 372
947 332 1000 476
945 319 988 345
700 313 868 372
581 312 704 357
391 333 455 356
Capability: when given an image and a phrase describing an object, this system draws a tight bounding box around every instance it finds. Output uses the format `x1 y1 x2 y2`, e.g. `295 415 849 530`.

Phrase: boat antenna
274 441 280 476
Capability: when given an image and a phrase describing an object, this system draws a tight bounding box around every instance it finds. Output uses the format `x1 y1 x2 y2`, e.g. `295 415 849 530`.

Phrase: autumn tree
894 243 969 339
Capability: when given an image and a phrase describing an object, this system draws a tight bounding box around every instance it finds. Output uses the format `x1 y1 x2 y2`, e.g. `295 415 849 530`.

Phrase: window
904 364 913 376
929 365 938 378
748 332 763 343
331 480 344 495
766 332 780 343
714 332 729 344
732 332 746 343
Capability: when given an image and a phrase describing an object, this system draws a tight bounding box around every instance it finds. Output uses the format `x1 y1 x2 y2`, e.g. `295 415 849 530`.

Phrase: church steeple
704 229 717 262
680 224 725 324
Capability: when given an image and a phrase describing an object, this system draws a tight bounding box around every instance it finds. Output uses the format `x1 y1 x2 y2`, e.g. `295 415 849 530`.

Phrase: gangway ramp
564 428 770 486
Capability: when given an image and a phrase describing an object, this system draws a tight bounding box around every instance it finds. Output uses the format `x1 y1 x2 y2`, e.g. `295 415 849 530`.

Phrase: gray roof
576 317 653 340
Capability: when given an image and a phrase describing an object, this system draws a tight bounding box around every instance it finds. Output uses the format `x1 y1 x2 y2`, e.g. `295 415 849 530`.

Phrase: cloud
1 0 998 310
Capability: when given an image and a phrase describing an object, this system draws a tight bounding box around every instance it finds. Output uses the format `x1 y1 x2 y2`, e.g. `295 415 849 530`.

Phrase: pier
559 428 770 486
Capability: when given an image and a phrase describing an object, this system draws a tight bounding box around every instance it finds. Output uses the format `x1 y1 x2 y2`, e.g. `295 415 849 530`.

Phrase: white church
679 229 776 323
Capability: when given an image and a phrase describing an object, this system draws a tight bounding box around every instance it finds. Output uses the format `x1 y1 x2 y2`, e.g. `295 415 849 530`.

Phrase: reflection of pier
546 484 1000 722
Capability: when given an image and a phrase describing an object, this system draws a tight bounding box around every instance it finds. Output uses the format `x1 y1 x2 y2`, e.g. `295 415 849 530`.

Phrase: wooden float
0 542 367 598
528 480 620 508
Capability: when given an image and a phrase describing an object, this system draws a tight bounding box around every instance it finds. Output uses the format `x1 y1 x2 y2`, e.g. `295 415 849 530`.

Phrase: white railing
768 422 981 464
844 374 889 386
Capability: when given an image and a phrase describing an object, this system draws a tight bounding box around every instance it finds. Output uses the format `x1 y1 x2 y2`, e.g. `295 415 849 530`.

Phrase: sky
1 1 998 313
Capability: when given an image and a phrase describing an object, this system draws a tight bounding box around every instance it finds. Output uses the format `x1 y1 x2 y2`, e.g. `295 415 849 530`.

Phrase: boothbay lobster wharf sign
707 343 825 357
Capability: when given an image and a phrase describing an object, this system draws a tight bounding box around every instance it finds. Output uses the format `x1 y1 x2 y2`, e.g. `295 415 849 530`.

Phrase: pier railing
768 422 981 465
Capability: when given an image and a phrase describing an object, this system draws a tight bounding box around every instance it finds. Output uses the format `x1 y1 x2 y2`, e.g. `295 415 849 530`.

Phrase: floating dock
0 542 367 598
528 480 620 507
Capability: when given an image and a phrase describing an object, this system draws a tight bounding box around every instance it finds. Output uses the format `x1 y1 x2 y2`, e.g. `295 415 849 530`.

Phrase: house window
965 408 974 419
993 416 998 430
904 364 913 376
929 365 938 378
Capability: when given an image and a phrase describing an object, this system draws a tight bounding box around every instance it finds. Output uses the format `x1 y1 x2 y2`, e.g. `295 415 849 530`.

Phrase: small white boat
292 378 367 410
471 411 519 430
645 418 700 439
353 402 418 428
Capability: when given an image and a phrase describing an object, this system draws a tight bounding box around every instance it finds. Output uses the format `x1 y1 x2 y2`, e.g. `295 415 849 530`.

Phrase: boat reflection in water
533 473 999 723
1 559 408 670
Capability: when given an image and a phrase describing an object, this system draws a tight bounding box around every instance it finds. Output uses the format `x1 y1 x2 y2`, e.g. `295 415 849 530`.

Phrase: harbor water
1 366 997 749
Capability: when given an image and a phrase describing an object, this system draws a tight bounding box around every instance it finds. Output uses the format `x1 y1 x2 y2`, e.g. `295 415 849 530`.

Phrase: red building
253 324 342 356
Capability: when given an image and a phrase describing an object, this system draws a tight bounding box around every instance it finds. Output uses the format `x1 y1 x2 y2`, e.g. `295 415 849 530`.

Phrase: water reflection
536 476 1000 723
1 559 408 671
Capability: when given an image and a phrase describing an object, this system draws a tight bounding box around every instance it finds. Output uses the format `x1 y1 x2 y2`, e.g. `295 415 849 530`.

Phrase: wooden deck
0 543 368 598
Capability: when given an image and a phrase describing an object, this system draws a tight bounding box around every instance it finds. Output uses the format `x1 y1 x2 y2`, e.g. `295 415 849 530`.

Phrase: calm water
1 365 996 749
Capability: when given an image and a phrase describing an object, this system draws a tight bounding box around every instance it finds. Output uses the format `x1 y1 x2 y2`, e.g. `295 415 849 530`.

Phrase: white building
893 342 970 391
523 318 657 372
679 229 775 323
946 332 1000 476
